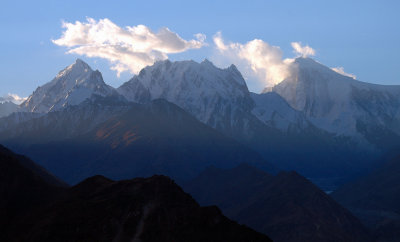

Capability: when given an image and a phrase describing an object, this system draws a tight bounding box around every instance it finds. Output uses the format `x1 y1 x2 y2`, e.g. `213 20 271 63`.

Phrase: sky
1 0 400 98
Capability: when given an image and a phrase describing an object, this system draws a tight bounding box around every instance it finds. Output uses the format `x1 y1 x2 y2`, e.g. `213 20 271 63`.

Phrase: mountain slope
116 59 378 185
0 145 66 241
21 59 116 113
0 101 19 118
184 164 371 242
4 58 379 188
272 57 400 149
16 175 271 242
0 146 271 242
0 98 274 184
118 59 253 134
251 91 312 132
332 155 400 241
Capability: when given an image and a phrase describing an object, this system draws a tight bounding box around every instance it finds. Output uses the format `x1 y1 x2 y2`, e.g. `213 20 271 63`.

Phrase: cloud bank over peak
331 67 357 79
53 18 206 76
212 32 298 90
291 42 316 57
0 93 27 104
53 19 357 93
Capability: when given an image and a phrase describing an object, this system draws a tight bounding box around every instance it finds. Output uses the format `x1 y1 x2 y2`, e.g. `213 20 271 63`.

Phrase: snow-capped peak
0 94 27 105
272 57 400 140
21 59 115 113
118 59 253 129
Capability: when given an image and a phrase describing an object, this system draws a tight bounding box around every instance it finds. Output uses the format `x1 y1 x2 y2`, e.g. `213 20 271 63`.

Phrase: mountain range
1 56 398 241
1 57 398 188
1 95 274 184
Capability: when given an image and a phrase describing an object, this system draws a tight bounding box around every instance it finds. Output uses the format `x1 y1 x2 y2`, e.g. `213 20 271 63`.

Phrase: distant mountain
3 58 384 188
183 164 372 242
0 94 26 105
251 91 312 132
0 146 270 242
0 97 274 184
21 59 117 113
117 59 320 139
332 155 400 241
116 59 374 185
0 96 132 145
118 59 254 136
0 101 19 118
272 57 400 150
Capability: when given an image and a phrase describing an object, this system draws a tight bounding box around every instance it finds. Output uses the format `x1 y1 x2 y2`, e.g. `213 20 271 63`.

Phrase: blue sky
1 0 400 97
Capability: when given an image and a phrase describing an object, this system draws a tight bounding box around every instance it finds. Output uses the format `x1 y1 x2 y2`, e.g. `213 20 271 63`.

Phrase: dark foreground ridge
183 164 372 242
0 145 271 242
332 154 400 241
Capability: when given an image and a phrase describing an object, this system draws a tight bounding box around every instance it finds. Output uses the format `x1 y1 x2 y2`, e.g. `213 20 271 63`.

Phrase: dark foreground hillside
332 155 400 241
0 145 271 242
183 164 372 242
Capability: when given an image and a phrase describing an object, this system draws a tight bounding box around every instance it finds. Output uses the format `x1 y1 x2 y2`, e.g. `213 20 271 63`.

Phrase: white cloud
331 67 357 79
291 42 316 57
53 18 206 76
212 32 295 89
0 93 27 105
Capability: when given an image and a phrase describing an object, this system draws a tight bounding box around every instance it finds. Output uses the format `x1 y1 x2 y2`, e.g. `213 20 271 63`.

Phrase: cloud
212 32 295 89
331 67 357 79
0 93 27 105
291 42 315 57
53 18 206 76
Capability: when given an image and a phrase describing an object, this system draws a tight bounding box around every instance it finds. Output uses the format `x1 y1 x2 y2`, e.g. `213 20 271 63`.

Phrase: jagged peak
73 58 92 69
153 59 171 65
201 58 214 66
227 63 239 71
141 59 245 79
56 59 93 79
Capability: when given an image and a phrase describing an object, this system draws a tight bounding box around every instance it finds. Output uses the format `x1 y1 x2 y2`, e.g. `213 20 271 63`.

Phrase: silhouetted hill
11 175 271 242
0 145 66 241
1 147 271 241
184 164 371 242
332 155 400 241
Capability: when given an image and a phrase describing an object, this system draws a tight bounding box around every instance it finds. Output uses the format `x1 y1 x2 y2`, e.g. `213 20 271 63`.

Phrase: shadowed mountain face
0 146 271 242
332 155 400 241
0 101 19 118
21 175 271 242
0 98 274 184
183 164 371 242
0 145 66 241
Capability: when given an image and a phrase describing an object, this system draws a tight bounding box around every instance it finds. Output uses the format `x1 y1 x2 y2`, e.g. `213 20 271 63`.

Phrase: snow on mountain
0 94 26 118
21 59 116 113
118 59 255 134
272 57 400 145
0 94 27 105
117 59 328 138
251 92 311 131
